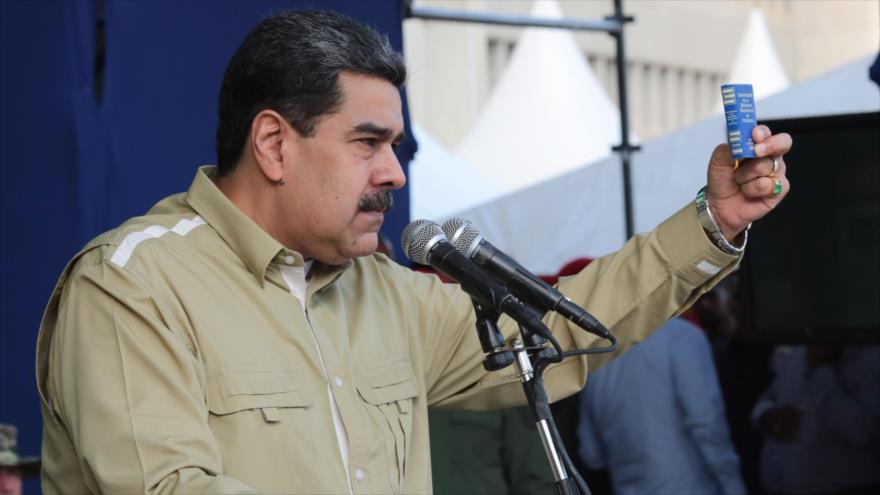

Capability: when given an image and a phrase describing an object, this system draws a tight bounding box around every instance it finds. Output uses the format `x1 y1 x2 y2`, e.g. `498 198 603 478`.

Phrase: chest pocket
355 356 419 492
206 366 312 422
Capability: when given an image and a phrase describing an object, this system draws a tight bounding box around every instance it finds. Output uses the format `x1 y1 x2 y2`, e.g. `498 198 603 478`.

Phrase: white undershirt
279 261 354 494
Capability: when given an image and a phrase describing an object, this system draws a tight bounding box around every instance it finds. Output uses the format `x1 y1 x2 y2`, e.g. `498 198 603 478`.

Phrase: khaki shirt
36 166 738 494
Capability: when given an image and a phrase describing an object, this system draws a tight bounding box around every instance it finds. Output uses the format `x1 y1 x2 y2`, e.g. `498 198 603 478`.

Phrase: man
35 9 791 494
0 424 40 495
577 314 746 495
753 345 880 493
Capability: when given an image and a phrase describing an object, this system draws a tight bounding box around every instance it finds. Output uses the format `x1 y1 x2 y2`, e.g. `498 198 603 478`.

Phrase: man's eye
358 138 378 148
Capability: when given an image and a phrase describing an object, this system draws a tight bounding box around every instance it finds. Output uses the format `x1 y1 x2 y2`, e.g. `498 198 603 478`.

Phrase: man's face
0 466 22 495
280 72 406 264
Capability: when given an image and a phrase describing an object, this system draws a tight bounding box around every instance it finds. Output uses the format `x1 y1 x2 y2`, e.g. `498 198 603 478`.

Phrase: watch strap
695 186 749 255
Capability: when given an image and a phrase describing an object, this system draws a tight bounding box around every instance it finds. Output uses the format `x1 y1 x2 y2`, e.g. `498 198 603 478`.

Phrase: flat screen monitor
740 111 880 344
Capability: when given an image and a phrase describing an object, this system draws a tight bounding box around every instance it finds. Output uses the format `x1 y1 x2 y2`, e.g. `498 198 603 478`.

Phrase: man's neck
215 167 292 251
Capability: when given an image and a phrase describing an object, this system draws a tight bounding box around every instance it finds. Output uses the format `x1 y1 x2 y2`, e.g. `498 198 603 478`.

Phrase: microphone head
441 218 482 257
400 219 446 265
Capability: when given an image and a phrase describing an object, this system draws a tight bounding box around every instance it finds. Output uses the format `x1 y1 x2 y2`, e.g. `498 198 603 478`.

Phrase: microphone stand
469 300 590 495
512 339 580 495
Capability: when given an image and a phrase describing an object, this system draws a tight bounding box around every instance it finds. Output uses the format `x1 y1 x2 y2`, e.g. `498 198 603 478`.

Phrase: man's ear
249 109 287 182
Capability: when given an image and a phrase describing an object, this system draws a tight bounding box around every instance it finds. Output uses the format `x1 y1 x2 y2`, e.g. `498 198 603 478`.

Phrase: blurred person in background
752 344 880 494
0 424 40 495
429 408 554 494
577 284 746 495
692 272 773 493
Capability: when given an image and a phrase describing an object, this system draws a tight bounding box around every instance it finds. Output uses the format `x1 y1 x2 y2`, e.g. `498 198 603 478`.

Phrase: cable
562 332 618 357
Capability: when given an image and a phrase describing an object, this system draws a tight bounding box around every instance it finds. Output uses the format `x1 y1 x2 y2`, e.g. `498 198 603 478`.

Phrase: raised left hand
705 125 792 241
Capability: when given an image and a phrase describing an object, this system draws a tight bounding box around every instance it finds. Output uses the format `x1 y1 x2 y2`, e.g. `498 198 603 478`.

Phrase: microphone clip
471 300 515 372
471 298 559 372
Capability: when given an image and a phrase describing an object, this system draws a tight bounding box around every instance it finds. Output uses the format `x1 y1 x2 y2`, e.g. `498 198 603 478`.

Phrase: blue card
721 84 757 159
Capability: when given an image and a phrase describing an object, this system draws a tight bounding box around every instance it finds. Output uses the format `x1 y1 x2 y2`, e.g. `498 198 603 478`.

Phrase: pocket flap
355 356 419 405
207 366 311 415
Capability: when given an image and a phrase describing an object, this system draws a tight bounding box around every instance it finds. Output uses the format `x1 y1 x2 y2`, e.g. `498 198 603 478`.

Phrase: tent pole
405 4 623 33
404 0 639 240
608 0 640 239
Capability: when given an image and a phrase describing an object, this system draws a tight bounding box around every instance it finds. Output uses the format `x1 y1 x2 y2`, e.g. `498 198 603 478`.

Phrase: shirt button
354 469 365 481
334 376 344 387
284 255 295 264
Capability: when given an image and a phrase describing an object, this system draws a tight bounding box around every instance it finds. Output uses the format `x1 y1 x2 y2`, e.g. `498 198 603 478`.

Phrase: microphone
401 220 550 337
441 218 610 339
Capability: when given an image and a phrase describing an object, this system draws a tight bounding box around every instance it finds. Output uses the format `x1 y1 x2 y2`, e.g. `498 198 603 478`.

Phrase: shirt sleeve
422 203 740 409
44 255 257 494
669 321 746 495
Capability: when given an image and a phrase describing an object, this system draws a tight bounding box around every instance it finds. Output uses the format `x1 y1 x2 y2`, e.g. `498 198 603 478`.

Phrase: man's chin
346 232 381 259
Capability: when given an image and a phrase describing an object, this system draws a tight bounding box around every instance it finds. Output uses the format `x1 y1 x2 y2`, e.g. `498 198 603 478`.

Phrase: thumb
707 143 740 199
709 143 735 170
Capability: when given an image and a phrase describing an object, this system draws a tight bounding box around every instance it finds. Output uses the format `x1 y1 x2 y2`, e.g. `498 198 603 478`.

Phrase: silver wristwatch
695 186 748 255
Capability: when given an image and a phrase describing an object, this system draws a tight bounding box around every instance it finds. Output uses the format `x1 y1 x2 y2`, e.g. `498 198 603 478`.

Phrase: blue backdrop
0 2 414 491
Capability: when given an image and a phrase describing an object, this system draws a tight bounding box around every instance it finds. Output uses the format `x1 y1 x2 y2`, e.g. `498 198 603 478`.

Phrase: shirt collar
184 166 308 285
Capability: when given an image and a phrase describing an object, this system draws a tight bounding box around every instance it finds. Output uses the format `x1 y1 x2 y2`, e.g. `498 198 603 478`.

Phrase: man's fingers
741 175 789 200
733 131 792 183
752 124 772 143
754 132 793 157
735 156 787 184
711 132 792 171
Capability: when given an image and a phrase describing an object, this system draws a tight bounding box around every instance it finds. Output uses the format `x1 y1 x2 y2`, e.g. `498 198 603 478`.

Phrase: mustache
358 191 394 213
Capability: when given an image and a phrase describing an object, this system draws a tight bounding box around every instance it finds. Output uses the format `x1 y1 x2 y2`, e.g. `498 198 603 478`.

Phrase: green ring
772 179 783 196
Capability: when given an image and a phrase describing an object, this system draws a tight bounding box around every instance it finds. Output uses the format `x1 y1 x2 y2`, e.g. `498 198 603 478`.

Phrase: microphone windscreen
441 218 481 256
400 220 445 265
400 219 431 258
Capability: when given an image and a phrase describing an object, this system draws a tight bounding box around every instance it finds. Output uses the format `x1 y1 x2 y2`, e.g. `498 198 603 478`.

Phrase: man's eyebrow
353 122 406 144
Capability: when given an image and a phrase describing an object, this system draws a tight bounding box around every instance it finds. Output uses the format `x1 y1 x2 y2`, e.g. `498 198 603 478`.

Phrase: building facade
404 0 879 145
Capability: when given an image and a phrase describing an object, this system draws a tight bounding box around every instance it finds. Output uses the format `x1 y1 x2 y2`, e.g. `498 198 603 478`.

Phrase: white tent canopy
408 122 502 221
450 55 880 274
725 9 791 100
455 0 624 197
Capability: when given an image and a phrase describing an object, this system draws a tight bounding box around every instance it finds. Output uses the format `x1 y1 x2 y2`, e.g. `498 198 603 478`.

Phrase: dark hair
215 10 406 175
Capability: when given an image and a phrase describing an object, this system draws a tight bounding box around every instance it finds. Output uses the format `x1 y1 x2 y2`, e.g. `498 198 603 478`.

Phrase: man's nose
374 145 406 190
